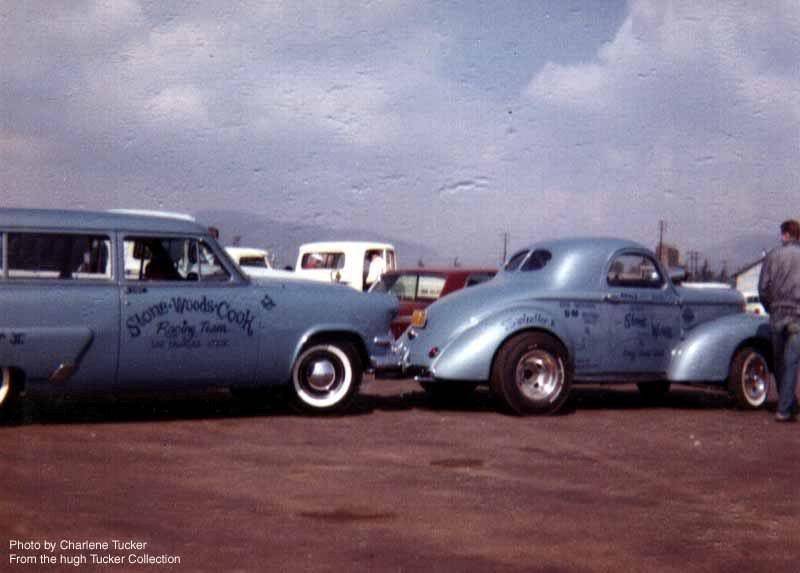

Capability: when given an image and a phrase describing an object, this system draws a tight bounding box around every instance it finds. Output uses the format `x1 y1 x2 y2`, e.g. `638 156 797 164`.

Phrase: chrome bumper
369 334 403 374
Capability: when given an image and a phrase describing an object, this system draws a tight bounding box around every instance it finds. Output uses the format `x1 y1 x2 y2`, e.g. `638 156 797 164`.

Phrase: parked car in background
391 237 772 415
295 241 397 291
370 268 497 338
0 209 397 420
741 291 767 315
225 246 299 280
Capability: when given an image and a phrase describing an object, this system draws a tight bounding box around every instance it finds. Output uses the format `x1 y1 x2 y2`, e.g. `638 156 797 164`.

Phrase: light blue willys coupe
393 238 772 415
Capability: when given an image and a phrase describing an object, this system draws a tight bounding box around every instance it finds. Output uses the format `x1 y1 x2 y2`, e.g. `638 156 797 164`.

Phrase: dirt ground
1 378 798 572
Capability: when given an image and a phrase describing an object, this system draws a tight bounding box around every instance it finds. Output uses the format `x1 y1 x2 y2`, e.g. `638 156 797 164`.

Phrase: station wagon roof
0 208 208 235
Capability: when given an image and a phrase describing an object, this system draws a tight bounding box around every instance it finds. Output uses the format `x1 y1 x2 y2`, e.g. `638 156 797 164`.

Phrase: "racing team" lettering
126 296 256 338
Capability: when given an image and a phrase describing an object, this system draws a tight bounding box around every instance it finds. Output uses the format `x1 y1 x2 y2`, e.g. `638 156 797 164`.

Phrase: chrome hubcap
292 344 354 409
742 353 768 404
306 359 337 391
515 350 564 402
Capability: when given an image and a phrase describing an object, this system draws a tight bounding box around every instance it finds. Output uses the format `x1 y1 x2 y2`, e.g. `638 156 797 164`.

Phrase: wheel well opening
490 328 571 378
733 338 774 373
303 332 368 370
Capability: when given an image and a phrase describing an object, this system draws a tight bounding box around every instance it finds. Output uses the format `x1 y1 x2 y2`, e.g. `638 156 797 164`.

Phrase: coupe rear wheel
490 332 571 415
291 341 362 413
728 346 770 409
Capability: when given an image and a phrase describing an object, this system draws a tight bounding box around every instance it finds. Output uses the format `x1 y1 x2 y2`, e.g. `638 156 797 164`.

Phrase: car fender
283 324 370 374
668 313 771 382
432 306 572 381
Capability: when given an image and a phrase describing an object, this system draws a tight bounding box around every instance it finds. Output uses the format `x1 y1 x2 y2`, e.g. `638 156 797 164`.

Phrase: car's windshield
505 249 552 272
504 250 529 271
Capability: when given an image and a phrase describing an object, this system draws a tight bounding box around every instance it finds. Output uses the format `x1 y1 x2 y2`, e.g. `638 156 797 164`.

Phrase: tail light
410 309 427 329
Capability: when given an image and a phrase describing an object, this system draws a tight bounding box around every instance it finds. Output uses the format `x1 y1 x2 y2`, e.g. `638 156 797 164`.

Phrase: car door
0 230 119 388
117 234 260 389
603 251 682 376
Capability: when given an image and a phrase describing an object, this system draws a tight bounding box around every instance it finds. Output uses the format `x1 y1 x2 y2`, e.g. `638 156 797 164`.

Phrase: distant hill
195 209 441 269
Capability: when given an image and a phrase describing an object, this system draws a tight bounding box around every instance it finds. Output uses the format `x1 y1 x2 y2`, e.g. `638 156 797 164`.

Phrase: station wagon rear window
371 273 446 301
7 233 111 280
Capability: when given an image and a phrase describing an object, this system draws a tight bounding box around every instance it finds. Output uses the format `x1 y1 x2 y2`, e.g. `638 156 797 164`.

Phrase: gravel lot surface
2 378 798 572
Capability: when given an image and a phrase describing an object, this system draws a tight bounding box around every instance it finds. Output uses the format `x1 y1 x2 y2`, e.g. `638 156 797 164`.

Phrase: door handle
125 285 148 294
604 293 622 304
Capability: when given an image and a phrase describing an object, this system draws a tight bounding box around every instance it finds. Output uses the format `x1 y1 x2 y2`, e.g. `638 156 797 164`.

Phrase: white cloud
145 85 208 125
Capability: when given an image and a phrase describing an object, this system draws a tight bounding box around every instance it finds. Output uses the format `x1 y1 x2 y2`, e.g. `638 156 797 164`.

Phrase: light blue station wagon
0 208 397 418
393 238 772 415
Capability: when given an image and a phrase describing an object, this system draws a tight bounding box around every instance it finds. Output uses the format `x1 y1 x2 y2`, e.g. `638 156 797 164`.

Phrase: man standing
365 251 386 290
758 219 800 422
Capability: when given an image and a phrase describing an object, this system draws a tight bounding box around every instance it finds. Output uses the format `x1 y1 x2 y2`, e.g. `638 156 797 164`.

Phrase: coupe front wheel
490 333 572 415
728 346 770 409
291 341 362 414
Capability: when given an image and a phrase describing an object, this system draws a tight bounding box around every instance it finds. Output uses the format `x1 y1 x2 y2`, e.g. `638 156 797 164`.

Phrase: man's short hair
780 220 800 240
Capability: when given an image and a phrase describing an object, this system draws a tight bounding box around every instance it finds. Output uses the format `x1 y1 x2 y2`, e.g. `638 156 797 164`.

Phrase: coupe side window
7 233 112 280
607 254 664 288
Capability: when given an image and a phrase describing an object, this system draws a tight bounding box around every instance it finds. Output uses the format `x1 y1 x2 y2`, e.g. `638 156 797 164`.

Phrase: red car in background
370 268 497 337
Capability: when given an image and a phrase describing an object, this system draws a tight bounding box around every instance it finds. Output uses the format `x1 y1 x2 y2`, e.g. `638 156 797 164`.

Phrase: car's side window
7 232 112 280
607 254 664 288
417 275 446 300
390 274 418 300
301 252 344 269
123 237 189 281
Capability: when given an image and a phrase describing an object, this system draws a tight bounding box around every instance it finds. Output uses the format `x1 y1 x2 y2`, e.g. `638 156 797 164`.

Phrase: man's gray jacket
758 240 800 329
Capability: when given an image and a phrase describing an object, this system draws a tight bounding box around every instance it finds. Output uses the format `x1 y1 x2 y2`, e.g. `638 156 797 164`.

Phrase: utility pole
686 250 700 280
500 231 509 265
657 220 667 264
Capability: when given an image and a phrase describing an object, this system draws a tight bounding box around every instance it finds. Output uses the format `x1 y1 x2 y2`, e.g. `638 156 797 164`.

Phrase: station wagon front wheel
728 346 770 409
491 333 572 415
291 342 362 413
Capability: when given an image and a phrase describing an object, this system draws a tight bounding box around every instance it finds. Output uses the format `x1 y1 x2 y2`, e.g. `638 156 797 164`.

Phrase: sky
1 0 798 267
